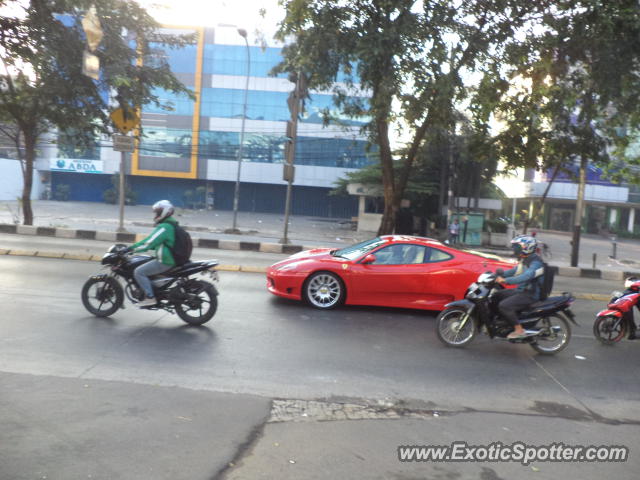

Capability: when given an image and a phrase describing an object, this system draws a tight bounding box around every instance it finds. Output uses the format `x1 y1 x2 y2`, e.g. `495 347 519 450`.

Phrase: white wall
528 181 628 203
207 158 359 188
0 158 45 201
0 158 25 200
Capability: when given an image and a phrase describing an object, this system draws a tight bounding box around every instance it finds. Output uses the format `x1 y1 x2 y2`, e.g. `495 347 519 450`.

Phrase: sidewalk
2 200 640 277
0 371 271 480
0 200 363 247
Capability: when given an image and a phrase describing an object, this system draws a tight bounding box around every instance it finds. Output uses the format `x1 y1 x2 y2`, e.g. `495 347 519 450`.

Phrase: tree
275 0 543 234
472 0 640 263
0 0 192 224
333 123 502 227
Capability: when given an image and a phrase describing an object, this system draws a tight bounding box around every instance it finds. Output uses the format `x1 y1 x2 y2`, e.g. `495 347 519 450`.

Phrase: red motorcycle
593 277 640 344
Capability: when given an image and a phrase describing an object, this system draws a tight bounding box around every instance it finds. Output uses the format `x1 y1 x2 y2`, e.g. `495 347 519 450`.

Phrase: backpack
538 263 556 300
171 223 192 265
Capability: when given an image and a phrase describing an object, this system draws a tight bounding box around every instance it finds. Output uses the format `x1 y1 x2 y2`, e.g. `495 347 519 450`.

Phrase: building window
365 196 384 214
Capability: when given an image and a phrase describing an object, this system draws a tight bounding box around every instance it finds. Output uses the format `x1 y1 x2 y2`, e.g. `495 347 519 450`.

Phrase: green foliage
0 0 193 223
57 129 100 160
275 0 546 234
182 186 207 209
0 0 193 140
103 173 136 205
472 1 640 181
484 218 508 234
611 227 640 240
53 184 70 201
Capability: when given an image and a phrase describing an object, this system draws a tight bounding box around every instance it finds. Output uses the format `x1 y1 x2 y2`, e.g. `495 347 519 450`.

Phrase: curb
0 223 308 255
0 248 268 273
2 222 640 280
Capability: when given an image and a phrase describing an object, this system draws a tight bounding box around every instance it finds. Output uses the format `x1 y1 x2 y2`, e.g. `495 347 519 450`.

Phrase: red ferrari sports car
266 235 515 311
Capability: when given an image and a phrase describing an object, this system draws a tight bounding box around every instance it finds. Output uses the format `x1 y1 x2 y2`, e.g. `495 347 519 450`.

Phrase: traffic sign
112 134 135 152
110 108 139 134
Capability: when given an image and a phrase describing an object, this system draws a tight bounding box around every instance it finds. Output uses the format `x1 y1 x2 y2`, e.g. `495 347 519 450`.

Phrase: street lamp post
230 28 250 232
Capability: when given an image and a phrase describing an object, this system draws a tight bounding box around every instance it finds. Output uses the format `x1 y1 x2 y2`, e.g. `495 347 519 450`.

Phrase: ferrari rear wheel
304 271 345 309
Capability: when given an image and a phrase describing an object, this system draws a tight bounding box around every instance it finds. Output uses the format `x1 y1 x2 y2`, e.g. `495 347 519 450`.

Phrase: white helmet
478 272 496 284
510 235 538 256
152 200 174 224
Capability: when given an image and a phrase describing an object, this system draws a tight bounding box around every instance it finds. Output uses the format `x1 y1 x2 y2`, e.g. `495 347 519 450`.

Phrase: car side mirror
362 254 377 265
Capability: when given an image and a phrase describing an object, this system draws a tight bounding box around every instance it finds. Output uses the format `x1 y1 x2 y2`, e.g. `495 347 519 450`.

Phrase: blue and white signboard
50 158 103 173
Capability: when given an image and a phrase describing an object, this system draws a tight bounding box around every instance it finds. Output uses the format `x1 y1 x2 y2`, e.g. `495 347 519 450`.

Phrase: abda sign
50 158 103 174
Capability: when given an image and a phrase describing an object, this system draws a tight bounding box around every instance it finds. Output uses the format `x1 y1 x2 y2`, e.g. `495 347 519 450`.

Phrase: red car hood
270 247 343 270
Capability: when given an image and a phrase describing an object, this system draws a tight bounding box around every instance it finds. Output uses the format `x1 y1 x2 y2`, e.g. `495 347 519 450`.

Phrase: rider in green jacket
129 200 177 307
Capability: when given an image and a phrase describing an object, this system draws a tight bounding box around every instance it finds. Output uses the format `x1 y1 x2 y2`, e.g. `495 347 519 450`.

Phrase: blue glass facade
52 26 368 217
204 45 288 78
138 31 373 170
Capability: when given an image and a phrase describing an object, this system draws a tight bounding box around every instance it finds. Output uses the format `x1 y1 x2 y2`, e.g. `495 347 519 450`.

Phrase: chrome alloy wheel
305 272 344 309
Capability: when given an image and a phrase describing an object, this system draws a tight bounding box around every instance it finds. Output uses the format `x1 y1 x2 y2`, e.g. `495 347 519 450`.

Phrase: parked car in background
266 236 514 310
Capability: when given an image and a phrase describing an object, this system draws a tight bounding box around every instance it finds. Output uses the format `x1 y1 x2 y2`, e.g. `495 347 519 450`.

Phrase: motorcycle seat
157 262 199 276
520 295 571 318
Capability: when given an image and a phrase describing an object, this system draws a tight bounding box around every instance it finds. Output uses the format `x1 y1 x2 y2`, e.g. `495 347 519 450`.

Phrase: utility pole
281 72 306 244
570 157 587 267
230 28 250 232
118 150 126 232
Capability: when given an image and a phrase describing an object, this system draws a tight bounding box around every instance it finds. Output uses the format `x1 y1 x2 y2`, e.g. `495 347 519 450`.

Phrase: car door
418 246 474 307
347 243 430 308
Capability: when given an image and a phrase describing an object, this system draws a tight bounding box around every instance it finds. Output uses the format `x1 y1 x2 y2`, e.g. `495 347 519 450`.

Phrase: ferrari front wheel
304 271 345 309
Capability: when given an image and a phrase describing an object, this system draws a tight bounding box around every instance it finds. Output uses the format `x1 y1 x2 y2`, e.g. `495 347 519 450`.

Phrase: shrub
54 184 70 201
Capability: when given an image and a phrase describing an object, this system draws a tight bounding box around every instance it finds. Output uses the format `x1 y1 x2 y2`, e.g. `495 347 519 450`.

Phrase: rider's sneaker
628 330 637 340
138 296 157 308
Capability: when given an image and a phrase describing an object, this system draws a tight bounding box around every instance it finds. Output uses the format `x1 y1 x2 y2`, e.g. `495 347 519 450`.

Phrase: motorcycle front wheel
81 277 124 317
530 314 571 355
436 308 476 347
593 315 626 345
175 280 218 325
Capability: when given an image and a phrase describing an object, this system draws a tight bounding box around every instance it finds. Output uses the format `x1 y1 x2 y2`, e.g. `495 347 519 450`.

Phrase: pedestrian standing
448 219 460 244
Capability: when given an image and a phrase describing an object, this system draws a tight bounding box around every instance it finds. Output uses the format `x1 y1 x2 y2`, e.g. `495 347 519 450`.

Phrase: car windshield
332 237 387 260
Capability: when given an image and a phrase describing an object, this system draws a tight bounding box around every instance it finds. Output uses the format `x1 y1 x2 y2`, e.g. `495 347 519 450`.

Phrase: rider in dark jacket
495 235 545 339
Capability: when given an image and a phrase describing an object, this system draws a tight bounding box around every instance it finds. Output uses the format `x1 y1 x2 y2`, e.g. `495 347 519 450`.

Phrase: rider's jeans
494 289 536 326
134 260 172 298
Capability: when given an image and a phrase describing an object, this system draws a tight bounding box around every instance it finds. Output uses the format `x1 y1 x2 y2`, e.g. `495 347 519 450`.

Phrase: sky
136 0 285 46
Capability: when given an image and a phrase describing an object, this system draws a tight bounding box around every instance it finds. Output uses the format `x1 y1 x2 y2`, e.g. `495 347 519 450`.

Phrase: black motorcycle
436 271 577 355
81 244 219 325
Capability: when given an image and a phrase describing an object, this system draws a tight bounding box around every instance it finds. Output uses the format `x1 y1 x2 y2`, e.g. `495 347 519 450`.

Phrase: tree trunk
376 117 397 235
570 157 587 267
22 131 36 225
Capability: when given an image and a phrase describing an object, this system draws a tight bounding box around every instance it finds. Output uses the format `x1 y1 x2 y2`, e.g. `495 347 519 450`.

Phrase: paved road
1 254 638 479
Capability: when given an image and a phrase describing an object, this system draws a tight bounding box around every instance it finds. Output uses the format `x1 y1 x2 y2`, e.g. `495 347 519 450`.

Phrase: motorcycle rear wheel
436 308 476 347
175 280 218 325
81 277 124 318
593 315 626 345
530 314 571 355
